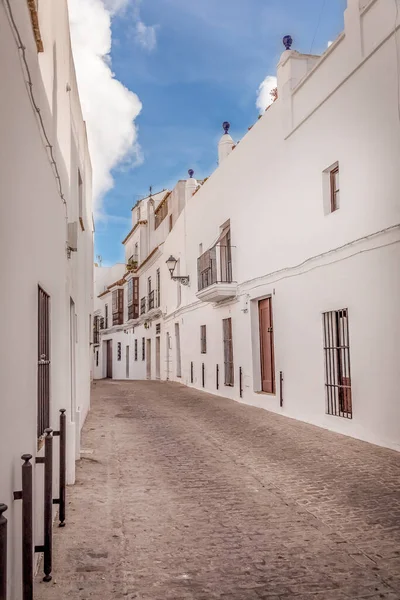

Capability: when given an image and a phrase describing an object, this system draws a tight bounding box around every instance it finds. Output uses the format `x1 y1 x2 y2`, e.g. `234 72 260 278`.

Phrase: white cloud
256 75 278 114
68 0 142 209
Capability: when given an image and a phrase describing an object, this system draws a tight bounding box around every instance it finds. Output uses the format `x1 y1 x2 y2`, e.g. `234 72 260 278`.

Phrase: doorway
259 297 275 393
146 339 151 379
156 336 161 380
106 340 113 379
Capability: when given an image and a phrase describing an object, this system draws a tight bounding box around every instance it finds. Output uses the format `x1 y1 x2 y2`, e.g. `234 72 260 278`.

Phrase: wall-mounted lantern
166 255 190 286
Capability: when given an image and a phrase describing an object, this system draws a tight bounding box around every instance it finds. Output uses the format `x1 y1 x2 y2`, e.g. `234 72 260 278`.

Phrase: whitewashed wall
0 1 93 597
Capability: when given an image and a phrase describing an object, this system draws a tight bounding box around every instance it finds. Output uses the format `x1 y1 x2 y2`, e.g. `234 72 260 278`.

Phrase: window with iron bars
223 317 234 386
148 290 155 310
105 304 109 329
323 309 352 418
156 323 161 334
134 339 138 361
93 315 100 345
140 297 146 315
200 325 207 354
117 342 122 361
128 277 139 320
156 268 161 307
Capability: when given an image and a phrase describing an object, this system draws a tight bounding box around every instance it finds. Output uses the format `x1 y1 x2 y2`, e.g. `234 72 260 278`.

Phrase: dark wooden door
259 298 275 393
106 340 113 378
222 318 234 386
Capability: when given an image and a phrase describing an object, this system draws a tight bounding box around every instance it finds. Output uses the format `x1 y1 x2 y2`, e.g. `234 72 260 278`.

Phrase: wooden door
156 337 161 379
259 298 275 393
106 340 113 378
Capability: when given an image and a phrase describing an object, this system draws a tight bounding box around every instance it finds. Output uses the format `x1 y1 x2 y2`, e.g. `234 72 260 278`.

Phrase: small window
96 351 99 367
134 339 138 361
142 337 145 361
330 165 339 212
169 214 173 232
117 342 122 361
105 304 109 329
200 325 207 354
156 323 161 334
323 309 352 418
156 268 161 307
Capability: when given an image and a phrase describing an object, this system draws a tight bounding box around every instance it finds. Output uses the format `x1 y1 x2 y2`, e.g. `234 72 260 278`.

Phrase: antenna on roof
96 254 103 267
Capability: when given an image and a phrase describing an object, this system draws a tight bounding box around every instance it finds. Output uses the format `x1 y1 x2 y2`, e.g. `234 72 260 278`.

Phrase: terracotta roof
121 220 148 245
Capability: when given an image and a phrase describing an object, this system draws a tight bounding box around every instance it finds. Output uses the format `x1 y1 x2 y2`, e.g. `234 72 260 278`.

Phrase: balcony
196 243 237 303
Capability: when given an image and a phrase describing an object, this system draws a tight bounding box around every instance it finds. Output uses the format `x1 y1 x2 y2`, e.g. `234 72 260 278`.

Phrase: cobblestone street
35 380 400 600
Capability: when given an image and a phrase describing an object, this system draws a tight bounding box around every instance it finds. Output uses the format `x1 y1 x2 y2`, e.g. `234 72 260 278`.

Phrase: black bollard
43 429 53 582
0 504 7 600
59 409 66 527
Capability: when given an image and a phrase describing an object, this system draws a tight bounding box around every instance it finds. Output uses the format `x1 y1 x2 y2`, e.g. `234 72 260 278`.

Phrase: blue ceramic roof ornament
283 35 293 50
222 121 230 134
188 169 194 178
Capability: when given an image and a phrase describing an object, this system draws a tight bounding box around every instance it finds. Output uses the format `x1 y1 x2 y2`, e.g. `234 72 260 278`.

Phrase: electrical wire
393 0 400 122
3 0 67 209
310 0 328 54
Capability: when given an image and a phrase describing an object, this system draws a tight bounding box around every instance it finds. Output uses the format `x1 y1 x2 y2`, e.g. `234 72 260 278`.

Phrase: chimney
185 169 198 203
218 121 234 164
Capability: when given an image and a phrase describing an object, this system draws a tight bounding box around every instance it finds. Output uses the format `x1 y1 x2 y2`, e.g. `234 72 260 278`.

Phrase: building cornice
121 220 148 245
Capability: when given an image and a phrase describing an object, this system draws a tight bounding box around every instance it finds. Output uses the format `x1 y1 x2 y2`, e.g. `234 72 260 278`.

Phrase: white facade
94 0 400 451
0 1 93 597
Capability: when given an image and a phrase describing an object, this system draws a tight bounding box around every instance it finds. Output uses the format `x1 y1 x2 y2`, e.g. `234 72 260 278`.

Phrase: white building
94 0 400 452
0 0 93 596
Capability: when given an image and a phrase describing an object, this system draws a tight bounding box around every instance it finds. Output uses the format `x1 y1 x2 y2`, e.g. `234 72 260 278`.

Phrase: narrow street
35 381 400 600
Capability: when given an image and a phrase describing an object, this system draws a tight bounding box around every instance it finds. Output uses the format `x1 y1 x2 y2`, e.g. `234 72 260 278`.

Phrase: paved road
35 380 400 600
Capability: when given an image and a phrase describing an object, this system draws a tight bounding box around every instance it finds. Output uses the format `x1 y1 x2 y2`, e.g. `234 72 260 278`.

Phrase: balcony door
259 298 275 393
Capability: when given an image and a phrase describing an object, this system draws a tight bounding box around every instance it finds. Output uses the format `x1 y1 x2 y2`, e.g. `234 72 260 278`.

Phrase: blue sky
95 0 347 265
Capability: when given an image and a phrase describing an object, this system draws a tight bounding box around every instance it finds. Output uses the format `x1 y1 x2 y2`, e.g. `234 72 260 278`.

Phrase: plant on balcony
126 257 138 272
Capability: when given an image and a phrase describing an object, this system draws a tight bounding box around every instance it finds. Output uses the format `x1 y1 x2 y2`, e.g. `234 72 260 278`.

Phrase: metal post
43 429 53 582
239 367 243 398
59 409 66 527
216 364 219 390
190 362 193 384
0 504 7 600
279 371 283 407
20 455 33 600
202 363 205 388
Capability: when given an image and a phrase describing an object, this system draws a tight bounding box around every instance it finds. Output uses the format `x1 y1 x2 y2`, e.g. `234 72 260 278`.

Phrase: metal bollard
190 362 193 384
58 409 66 527
216 364 219 390
202 363 205 388
43 429 53 582
239 367 243 398
14 454 33 600
0 504 8 600
279 371 283 407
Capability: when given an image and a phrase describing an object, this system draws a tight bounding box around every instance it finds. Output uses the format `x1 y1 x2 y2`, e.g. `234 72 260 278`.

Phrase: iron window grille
38 286 50 440
134 339 138 361
117 342 122 361
330 165 340 212
156 323 161 334
323 309 352 418
200 325 207 354
140 297 146 315
96 351 99 367
156 268 161 307
223 317 234 386
105 304 108 329
93 316 100 345
148 289 155 310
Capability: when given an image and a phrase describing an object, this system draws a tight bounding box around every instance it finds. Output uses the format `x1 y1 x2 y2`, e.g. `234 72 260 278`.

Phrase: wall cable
3 0 68 211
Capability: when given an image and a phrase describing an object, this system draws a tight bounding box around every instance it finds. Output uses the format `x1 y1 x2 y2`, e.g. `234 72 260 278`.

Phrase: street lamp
166 255 190 286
